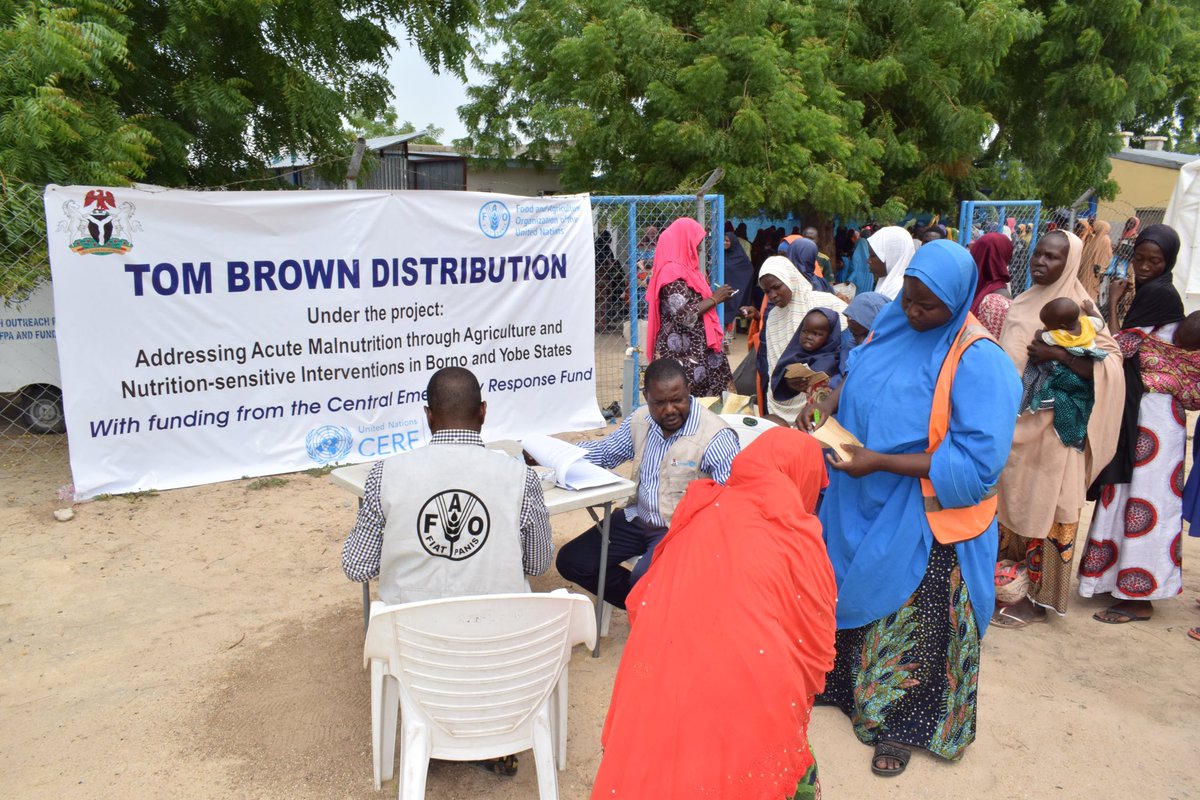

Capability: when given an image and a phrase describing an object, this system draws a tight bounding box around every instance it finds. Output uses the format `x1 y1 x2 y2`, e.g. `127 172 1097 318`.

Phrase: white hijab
758 257 847 423
868 226 916 299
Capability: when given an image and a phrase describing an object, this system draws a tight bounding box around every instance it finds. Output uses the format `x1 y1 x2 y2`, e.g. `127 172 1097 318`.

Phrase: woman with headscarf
867 226 917 299
970 232 1015 339
722 228 755 330
592 428 837 800
842 233 877 298
594 229 623 332
1077 219 1113 301
1080 224 1195 624
646 218 734 397
787 237 836 293
803 240 1021 776
991 231 1125 627
753 256 847 424
1100 216 1141 315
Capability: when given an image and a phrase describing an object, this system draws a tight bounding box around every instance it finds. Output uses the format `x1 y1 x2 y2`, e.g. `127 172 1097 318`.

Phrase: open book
810 416 862 463
522 434 624 490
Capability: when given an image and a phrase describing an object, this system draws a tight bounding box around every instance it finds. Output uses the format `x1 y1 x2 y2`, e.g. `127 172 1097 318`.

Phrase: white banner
44 186 603 499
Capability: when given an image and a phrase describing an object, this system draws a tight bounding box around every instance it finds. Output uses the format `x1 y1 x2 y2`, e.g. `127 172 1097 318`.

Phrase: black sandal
471 754 518 777
871 741 911 777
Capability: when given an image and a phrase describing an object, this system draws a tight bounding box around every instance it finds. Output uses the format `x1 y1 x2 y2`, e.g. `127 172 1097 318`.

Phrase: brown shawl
1077 219 1113 301
995 231 1125 538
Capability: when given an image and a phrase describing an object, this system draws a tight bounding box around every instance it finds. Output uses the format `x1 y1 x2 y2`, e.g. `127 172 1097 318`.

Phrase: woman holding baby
992 230 1126 628
1080 224 1200 624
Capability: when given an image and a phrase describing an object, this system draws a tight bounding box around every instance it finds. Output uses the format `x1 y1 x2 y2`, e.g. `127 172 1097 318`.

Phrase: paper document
783 362 830 385
522 434 623 490
810 417 862 462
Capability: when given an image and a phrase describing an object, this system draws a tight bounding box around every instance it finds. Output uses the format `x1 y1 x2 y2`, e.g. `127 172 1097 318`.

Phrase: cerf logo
57 188 141 255
416 490 490 560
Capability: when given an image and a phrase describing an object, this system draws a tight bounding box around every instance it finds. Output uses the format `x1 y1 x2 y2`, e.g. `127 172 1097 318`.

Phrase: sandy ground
2 420 1198 800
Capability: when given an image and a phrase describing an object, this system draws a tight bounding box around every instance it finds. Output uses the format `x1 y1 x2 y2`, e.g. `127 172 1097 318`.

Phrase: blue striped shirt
580 398 740 527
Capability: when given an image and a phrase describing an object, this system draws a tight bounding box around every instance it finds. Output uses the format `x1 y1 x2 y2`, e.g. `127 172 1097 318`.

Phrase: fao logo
478 200 510 239
305 425 353 464
417 490 490 560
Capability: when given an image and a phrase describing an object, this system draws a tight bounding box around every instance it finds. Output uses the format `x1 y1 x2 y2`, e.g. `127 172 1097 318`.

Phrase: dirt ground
2 426 1198 800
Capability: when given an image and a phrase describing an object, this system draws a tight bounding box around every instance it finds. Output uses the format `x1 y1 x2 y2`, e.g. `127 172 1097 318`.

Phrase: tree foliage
463 0 1195 215
0 0 495 188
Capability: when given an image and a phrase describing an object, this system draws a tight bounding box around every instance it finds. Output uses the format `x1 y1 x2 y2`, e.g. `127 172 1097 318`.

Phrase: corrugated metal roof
269 130 434 169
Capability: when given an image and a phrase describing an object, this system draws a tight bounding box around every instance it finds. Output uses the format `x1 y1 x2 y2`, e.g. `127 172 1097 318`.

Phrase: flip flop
990 605 1046 629
470 755 518 777
1093 606 1151 624
871 741 911 777
1187 627 1200 642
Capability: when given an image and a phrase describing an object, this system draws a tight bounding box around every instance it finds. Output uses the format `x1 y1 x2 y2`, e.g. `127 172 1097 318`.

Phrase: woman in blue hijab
843 234 877 297
787 237 835 293
803 240 1021 776
838 291 889 375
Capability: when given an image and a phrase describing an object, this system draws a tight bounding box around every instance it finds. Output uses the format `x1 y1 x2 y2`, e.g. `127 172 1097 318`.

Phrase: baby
1020 297 1108 449
1175 310 1200 351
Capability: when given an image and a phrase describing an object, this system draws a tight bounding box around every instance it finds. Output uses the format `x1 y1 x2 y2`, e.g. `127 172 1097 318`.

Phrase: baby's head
1039 297 1082 332
799 309 833 353
1174 311 1200 351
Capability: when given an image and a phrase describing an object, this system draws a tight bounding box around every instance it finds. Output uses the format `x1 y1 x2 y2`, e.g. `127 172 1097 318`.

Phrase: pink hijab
645 218 724 352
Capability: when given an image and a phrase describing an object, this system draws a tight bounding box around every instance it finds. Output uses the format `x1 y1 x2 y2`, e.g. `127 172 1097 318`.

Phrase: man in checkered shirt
342 367 552 604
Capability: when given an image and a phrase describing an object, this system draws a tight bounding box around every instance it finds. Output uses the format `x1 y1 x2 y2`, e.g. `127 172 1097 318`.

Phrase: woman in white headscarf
752 256 847 424
868 226 917 299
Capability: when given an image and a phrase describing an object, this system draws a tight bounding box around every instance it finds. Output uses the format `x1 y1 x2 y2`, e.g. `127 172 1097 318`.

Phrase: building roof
269 130 435 169
1111 147 1200 170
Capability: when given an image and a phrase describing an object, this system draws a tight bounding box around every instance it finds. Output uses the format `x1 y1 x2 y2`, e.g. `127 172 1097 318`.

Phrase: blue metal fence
957 199 1042 293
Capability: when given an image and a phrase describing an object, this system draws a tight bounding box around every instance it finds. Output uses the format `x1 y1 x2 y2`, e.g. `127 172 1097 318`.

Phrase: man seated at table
342 366 553 604
554 358 739 609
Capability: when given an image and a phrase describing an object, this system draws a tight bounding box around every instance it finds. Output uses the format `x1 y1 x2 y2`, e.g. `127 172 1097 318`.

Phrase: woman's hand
738 305 759 320
711 284 735 303
784 375 810 393
1026 338 1065 365
798 394 837 432
826 443 879 477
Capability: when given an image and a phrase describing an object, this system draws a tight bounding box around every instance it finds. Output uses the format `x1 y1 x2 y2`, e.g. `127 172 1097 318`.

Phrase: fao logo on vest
417 490 490 560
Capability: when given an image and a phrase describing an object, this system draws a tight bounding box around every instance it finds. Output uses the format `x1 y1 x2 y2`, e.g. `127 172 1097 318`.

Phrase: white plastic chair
363 590 596 800
719 413 779 447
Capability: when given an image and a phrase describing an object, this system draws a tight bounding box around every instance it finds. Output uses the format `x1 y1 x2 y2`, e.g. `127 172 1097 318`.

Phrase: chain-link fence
591 195 724 416
957 200 1043 295
0 176 65 470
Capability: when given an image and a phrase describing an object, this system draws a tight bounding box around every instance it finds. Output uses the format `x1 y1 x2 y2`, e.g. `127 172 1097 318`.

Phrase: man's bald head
425 367 486 433
802 226 819 240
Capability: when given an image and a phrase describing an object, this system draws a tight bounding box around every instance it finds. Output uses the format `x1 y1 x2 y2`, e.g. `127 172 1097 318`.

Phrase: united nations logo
305 425 353 464
57 189 142 256
417 490 490 561
478 200 510 239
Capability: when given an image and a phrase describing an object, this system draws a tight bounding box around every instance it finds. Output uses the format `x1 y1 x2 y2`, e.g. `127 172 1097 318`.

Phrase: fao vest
921 316 999 545
628 405 729 524
378 444 527 604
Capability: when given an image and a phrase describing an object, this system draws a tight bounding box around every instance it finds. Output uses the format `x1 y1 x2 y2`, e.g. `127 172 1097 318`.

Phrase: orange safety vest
921 313 998 544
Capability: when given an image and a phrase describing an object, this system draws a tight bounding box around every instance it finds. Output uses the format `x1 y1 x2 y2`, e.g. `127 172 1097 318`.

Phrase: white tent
1165 158 1200 314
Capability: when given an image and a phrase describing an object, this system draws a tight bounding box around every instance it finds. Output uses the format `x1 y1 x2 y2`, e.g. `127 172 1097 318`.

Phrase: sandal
991 605 1046 629
470 755 518 777
1187 627 1200 642
871 741 911 777
1093 605 1151 624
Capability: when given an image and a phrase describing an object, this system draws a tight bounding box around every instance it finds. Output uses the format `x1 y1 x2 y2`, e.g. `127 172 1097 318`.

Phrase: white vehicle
0 282 65 433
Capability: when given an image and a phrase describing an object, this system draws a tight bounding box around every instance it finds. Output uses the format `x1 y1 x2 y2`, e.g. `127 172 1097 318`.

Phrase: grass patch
123 490 159 502
303 465 335 477
247 476 288 491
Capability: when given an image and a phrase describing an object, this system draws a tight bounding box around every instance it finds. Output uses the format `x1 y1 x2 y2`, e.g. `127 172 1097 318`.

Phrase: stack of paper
784 362 831 385
810 417 862 462
522 434 624 490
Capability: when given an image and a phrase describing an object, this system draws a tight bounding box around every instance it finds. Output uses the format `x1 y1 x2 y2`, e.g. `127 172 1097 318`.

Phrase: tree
462 0 1195 215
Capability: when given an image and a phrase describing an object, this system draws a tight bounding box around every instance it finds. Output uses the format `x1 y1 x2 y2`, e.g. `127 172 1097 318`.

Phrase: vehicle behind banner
0 282 64 434
44 187 603 500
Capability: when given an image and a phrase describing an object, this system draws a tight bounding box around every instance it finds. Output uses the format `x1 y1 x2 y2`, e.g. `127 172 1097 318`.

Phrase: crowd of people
342 213 1198 797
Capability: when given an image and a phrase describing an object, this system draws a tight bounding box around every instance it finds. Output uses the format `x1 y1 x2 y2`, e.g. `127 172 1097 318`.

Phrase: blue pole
1027 204 1043 292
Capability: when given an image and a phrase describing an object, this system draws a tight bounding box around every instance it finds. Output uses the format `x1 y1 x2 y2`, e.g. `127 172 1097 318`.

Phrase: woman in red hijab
646 217 735 396
969 232 1015 338
591 428 837 800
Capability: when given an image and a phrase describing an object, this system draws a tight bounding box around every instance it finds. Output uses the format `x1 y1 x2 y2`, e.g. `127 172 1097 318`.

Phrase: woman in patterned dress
969 232 1015 339
991 231 1125 627
645 217 734 397
1080 225 1196 623
804 241 1021 775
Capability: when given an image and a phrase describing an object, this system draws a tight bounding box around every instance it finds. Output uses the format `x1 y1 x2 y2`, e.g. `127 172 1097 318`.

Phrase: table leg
592 501 613 658
362 581 371 633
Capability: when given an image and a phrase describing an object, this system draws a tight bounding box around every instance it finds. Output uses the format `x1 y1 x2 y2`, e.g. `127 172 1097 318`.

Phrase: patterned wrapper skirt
818 543 980 760
998 521 1079 614
1078 393 1185 601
